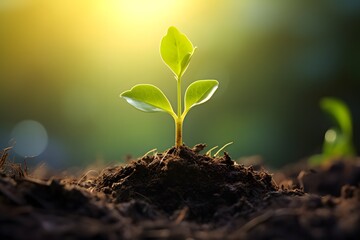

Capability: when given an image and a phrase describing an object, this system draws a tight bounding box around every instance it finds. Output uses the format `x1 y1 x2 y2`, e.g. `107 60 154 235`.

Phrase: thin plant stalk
175 76 183 147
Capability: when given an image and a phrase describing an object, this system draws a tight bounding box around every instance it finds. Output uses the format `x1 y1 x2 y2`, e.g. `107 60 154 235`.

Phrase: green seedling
206 142 234 157
120 26 219 148
309 97 356 165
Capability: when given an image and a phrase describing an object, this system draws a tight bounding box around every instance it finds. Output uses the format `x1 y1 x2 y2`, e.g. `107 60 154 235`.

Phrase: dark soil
275 157 360 196
1 145 359 239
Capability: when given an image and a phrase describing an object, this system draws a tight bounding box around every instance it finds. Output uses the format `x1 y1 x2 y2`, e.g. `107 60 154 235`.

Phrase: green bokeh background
0 0 359 168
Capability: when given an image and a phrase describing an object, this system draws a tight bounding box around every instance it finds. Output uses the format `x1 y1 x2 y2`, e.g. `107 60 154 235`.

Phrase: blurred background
0 0 359 169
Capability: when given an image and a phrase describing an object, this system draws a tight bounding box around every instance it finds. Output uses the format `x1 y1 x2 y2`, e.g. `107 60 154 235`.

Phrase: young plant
309 97 356 165
120 26 219 148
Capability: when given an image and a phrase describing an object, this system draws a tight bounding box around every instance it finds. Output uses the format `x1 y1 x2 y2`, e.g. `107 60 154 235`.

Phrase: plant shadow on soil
0 145 359 239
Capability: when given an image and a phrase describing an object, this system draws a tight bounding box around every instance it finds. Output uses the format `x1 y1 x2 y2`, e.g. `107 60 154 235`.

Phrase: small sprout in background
141 148 158 159
206 142 234 157
309 97 356 165
121 26 219 148
206 146 219 157
320 97 356 157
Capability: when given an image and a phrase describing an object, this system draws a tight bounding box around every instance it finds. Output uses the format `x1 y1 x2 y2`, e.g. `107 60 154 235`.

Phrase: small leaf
184 80 219 115
180 47 196 77
160 26 194 78
320 97 352 138
308 97 356 166
322 129 354 157
120 84 175 117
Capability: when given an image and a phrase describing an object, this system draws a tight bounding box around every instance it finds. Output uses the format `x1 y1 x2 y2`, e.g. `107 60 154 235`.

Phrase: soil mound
95 145 277 222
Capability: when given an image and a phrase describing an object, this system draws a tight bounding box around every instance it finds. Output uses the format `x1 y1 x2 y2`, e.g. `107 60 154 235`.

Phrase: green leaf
322 97 357 156
320 97 352 138
120 84 175 117
160 26 194 78
180 47 197 77
309 97 356 166
184 80 219 116
322 128 355 157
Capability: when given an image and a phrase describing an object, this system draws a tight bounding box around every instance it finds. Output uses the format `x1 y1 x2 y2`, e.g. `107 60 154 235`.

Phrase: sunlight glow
119 0 178 21
93 0 188 52
104 0 185 31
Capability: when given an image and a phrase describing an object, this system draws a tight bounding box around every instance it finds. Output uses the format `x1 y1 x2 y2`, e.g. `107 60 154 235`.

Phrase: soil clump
0 145 359 239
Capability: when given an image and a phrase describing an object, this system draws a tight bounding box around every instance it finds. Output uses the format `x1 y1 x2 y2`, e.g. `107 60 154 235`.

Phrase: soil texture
0 145 359 239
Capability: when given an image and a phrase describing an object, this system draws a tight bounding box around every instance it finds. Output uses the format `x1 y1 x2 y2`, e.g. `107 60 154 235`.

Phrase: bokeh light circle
10 120 48 157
